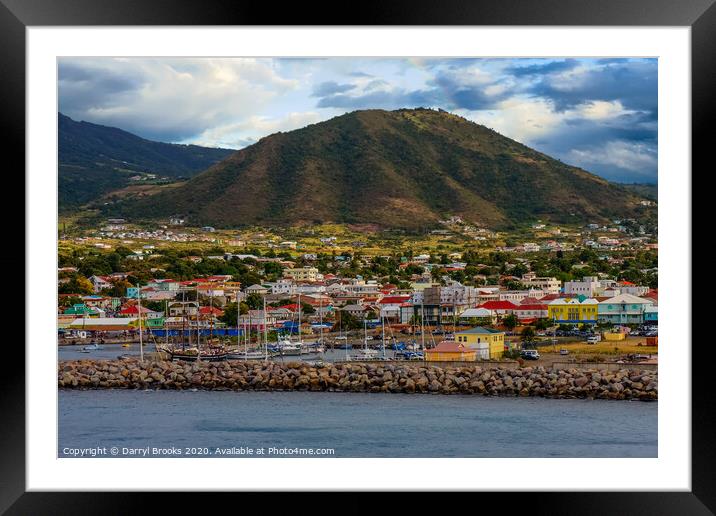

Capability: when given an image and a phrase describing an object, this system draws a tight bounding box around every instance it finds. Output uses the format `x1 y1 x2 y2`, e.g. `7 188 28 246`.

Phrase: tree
263 262 283 276
502 314 518 330
521 326 536 342
58 275 94 295
58 295 82 309
534 318 550 331
243 293 264 310
100 279 132 298
301 302 316 315
141 300 166 313
220 302 248 327
337 310 362 331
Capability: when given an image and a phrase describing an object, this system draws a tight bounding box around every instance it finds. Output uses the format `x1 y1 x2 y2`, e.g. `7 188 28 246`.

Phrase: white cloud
567 140 657 173
569 100 633 120
466 97 563 144
60 58 299 143
187 111 327 149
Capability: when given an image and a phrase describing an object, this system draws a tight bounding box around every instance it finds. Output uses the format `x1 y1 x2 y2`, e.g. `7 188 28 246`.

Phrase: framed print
3 0 711 511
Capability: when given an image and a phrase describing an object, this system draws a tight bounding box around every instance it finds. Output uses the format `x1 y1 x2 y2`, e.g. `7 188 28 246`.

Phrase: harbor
58 358 658 400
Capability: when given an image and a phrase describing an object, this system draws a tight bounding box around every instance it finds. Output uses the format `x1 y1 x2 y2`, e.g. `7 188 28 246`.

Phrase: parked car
520 349 540 360
559 349 569 355
587 335 601 344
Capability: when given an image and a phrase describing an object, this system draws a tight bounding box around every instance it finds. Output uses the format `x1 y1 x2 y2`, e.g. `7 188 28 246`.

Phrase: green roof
456 326 503 335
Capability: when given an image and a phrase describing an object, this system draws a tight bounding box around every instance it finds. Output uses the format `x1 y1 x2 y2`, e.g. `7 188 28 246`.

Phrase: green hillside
58 113 234 210
111 108 650 229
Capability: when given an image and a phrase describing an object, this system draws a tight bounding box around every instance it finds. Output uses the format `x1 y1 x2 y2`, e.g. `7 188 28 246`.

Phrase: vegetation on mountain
58 113 234 210
114 108 648 229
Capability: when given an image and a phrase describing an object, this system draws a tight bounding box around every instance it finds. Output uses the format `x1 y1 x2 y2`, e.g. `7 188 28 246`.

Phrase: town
58 216 658 366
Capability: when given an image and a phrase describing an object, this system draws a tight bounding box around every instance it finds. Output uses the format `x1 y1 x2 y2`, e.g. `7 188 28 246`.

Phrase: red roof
519 297 543 305
480 301 517 310
278 303 300 311
539 293 563 301
199 306 224 315
643 289 658 301
379 295 412 304
620 280 635 286
119 305 155 315
514 304 547 311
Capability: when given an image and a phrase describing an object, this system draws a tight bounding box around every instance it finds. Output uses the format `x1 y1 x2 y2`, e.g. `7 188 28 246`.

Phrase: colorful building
547 298 599 324
454 326 506 359
597 293 655 325
644 305 658 324
425 341 477 362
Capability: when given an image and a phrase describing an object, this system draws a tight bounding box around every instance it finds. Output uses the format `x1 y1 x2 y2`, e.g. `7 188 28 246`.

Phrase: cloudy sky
58 57 657 183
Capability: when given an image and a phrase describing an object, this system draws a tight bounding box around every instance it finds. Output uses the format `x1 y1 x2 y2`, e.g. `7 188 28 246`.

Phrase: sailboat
353 317 379 361
163 288 227 362
334 309 351 350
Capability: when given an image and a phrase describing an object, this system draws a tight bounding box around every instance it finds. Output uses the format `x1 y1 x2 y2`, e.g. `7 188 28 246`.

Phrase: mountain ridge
58 113 235 210
106 108 650 229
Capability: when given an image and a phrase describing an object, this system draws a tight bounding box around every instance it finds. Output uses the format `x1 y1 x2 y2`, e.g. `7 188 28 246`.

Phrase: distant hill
619 183 657 201
111 108 650 229
58 113 235 210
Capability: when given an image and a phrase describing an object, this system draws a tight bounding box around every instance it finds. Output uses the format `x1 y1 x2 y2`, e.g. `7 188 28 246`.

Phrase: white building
564 276 602 297
521 273 561 294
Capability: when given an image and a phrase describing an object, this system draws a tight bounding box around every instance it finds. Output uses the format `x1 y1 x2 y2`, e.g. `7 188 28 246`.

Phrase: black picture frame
2 0 708 511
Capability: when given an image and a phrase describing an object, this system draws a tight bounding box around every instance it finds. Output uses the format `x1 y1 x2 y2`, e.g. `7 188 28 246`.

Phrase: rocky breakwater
58 359 657 400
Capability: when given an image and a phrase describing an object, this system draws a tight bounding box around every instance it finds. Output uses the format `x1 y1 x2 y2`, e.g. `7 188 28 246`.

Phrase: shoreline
58 359 657 401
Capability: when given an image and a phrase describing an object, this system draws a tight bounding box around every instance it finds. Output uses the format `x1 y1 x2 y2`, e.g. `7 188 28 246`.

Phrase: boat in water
275 337 303 356
352 348 382 361
157 345 228 362
226 349 269 360
81 343 102 351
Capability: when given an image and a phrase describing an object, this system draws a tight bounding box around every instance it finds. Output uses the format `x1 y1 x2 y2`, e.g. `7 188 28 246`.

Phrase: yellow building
602 332 626 341
547 298 599 323
282 267 321 282
425 341 477 362
454 326 506 359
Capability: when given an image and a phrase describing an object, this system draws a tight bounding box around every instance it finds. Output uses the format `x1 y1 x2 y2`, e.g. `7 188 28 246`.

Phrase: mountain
115 108 650 230
58 113 235 210
619 183 657 201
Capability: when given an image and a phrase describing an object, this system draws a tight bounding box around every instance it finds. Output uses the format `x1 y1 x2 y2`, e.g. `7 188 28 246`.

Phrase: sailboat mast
182 291 187 351
196 286 201 360
381 312 386 359
319 298 324 354
297 293 302 344
263 296 268 361
420 297 425 352
165 298 169 346
137 284 144 362
247 310 251 357
364 317 367 351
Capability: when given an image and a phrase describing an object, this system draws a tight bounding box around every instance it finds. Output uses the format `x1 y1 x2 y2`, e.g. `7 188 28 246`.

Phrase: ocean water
58 390 657 458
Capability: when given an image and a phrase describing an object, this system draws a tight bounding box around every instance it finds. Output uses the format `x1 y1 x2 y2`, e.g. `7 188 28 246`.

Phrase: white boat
276 338 303 356
81 343 102 351
353 348 380 361
227 350 267 360
353 319 382 360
